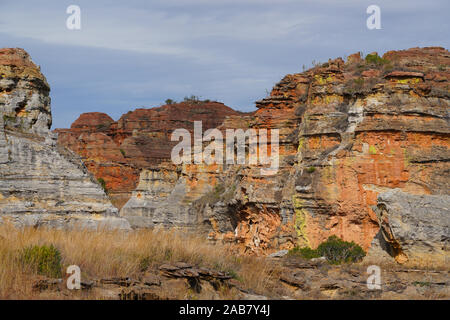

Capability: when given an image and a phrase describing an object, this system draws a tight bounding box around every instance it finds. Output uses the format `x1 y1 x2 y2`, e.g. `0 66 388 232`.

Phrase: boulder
370 189 449 265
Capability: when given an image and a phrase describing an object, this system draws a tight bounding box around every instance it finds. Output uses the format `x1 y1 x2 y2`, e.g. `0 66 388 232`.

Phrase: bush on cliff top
183 95 201 103
365 53 388 65
289 236 366 264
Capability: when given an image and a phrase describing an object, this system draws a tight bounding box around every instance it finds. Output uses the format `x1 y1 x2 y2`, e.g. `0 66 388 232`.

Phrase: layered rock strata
59 47 449 262
55 102 241 208
123 47 449 260
0 48 129 229
368 189 449 265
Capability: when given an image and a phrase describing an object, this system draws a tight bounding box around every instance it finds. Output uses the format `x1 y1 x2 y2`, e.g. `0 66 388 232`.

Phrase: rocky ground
31 255 450 300
2 225 447 300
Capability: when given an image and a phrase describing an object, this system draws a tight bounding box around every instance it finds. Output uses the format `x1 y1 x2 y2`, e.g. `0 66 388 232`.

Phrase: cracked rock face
0 48 130 230
0 48 51 137
120 47 449 258
54 46 449 261
132 46 446 257
369 189 449 265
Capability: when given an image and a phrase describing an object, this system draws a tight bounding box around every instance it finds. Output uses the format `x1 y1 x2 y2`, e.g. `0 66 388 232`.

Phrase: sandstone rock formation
57 47 449 262
122 47 449 257
0 48 129 229
55 102 242 208
369 189 449 265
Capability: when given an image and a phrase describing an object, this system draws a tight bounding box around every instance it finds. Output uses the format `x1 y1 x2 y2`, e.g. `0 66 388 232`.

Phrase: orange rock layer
55 102 242 208
58 47 449 257
191 47 449 255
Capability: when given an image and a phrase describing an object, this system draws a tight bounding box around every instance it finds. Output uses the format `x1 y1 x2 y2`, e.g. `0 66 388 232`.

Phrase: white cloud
0 1 319 66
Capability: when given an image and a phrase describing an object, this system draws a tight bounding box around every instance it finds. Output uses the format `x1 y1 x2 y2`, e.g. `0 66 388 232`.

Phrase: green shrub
317 236 366 264
120 149 126 157
21 244 62 278
165 99 175 105
164 248 173 260
343 76 381 96
383 63 394 73
353 78 364 86
289 236 365 264
365 53 388 65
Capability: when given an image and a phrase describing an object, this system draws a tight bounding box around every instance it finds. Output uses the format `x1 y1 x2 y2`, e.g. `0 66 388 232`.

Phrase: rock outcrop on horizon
55 102 242 209
0 48 129 229
58 47 449 263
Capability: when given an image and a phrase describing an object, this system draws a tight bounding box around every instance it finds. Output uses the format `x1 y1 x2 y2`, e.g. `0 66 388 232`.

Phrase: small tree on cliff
183 95 201 103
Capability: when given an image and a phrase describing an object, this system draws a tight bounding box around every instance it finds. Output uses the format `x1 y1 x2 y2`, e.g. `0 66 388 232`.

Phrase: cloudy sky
0 0 448 128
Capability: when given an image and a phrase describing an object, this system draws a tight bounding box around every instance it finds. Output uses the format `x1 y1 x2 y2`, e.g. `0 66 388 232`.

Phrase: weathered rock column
0 48 130 230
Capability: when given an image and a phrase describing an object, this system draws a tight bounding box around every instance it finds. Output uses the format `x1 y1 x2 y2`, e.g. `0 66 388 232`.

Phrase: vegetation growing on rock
289 236 366 265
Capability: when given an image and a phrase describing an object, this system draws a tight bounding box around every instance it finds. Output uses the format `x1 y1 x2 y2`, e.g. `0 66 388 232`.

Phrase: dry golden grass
3 224 446 300
0 224 278 299
360 255 449 272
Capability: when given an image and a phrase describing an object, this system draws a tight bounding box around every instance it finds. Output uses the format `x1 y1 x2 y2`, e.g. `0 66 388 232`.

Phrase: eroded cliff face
221 47 449 259
56 102 242 208
122 47 449 262
58 47 449 263
289 47 449 257
0 48 129 229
